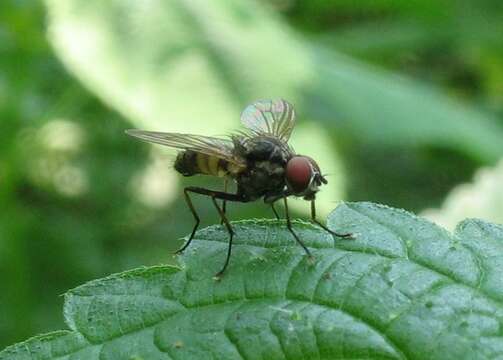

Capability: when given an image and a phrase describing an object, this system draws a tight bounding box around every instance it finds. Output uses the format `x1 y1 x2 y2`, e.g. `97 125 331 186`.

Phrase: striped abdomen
174 150 231 177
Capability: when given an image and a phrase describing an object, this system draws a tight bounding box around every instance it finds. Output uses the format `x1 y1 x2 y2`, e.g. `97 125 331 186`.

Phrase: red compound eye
286 156 313 194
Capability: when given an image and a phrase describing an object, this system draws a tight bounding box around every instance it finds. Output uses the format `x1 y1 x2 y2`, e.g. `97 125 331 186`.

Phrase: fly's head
285 156 327 200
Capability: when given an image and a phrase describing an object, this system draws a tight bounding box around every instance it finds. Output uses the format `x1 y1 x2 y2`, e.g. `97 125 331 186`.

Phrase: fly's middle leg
271 201 280 220
283 197 312 257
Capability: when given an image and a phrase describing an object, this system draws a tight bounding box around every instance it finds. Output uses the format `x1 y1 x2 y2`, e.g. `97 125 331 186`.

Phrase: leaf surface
2 202 503 359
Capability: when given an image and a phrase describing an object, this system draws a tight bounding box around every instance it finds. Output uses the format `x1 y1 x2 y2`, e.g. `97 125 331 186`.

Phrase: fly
126 99 352 276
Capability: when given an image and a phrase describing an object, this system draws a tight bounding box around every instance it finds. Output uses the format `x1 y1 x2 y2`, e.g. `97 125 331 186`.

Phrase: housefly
126 99 351 276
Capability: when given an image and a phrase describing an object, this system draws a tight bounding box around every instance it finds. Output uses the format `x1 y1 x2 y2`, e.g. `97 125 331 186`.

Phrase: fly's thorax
174 150 231 178
233 135 292 199
237 159 287 200
235 135 291 163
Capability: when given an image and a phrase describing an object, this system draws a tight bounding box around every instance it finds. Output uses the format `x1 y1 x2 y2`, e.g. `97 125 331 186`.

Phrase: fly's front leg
311 200 352 238
284 197 312 257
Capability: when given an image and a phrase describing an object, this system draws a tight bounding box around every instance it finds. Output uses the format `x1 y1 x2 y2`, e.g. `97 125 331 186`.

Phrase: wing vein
240 99 296 141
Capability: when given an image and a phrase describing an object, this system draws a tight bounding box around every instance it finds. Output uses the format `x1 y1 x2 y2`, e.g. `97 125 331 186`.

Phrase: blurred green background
1 0 503 349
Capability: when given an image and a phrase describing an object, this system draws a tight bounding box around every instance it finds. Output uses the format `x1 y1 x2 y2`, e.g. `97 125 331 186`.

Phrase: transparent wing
240 99 296 141
125 130 245 166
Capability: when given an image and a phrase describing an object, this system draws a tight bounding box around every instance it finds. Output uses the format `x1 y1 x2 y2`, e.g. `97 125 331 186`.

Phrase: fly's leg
221 179 228 225
265 191 291 221
175 187 201 254
175 186 248 276
211 197 234 277
271 201 280 220
284 197 312 257
311 200 352 238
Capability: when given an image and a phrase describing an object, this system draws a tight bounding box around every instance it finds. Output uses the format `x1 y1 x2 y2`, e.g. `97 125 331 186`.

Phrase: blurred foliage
280 0 503 207
424 159 503 230
1 0 195 347
1 0 503 351
284 0 503 110
43 0 346 215
44 0 503 213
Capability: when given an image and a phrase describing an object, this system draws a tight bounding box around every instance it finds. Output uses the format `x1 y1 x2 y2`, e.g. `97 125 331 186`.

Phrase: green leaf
2 202 503 359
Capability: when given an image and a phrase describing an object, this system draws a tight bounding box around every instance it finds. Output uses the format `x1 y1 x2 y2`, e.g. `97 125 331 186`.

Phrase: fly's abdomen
175 151 229 177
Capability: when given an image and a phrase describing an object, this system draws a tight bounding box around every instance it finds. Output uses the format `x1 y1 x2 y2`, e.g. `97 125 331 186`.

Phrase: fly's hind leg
175 187 201 254
311 200 353 238
211 197 234 277
175 186 248 276
221 178 228 225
